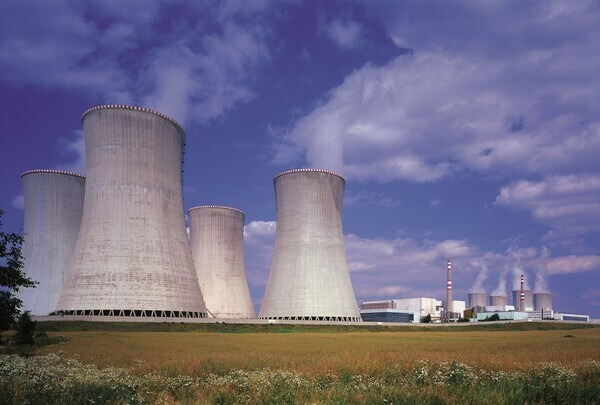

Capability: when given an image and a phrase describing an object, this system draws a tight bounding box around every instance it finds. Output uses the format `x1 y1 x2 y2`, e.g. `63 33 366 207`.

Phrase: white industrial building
361 298 443 322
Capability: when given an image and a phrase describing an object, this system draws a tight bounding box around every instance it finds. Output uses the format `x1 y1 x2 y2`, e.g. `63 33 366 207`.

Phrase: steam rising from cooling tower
57 105 207 318
188 206 255 318
492 270 508 296
259 169 361 321
470 264 488 293
20 170 85 315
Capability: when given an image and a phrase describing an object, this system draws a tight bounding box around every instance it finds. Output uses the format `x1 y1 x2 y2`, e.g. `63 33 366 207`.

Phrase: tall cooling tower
512 290 533 311
534 293 553 311
468 292 487 308
188 206 255 318
57 105 207 318
20 170 85 315
259 169 360 321
489 295 507 306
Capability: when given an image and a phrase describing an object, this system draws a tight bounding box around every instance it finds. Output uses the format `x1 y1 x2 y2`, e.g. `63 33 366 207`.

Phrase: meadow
2 322 600 403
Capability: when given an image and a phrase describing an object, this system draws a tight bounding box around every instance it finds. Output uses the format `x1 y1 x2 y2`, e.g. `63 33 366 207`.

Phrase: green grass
35 319 598 333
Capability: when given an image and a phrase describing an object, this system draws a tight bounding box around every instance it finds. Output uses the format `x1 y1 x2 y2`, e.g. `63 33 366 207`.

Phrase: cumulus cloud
11 195 24 210
56 130 86 174
274 2 600 183
546 255 600 275
495 175 600 230
321 17 365 50
0 0 272 125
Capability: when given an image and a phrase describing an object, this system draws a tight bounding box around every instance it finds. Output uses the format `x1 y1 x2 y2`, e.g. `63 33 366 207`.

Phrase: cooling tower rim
489 294 507 298
82 105 183 132
274 168 345 182
188 205 245 216
21 169 85 180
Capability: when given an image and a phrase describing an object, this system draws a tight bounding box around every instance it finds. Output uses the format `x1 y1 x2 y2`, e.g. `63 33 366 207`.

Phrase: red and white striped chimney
446 259 453 319
520 274 525 311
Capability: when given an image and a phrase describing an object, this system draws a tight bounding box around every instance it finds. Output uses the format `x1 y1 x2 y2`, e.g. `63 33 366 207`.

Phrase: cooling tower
489 295 507 306
259 169 360 321
468 292 487 308
534 293 553 311
19 170 85 316
512 289 533 311
188 206 255 318
56 105 207 318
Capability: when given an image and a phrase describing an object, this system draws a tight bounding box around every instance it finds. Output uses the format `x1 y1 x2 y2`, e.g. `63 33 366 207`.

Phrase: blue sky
1 0 599 317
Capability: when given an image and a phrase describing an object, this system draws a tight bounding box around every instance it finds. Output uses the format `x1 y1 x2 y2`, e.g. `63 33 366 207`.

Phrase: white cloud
11 195 24 210
546 255 600 275
274 2 600 183
322 18 364 50
0 1 272 125
495 175 600 230
56 130 86 174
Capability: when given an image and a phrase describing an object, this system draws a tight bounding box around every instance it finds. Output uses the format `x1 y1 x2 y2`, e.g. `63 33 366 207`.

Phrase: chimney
520 274 525 312
446 259 453 320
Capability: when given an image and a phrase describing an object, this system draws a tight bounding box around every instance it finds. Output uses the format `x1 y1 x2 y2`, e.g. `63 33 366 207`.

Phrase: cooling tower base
54 309 207 318
260 316 361 322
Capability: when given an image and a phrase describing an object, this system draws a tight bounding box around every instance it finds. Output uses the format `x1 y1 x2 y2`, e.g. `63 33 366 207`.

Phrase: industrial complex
17 104 591 324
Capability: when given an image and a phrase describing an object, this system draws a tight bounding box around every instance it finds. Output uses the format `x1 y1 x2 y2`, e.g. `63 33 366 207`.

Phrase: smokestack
520 274 525 311
446 259 453 319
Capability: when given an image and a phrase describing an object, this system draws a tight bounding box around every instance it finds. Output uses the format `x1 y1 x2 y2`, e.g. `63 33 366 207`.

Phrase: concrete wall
20 170 85 315
259 169 360 321
188 206 255 318
533 292 553 311
489 295 507 306
57 105 206 315
468 293 487 308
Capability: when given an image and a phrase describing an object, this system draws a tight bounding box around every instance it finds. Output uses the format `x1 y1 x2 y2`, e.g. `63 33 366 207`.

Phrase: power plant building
19 170 85 316
56 105 207 318
188 206 254 318
259 169 360 321
363 298 443 321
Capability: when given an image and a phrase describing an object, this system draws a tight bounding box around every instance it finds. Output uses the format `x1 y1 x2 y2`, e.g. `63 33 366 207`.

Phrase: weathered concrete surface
57 105 206 315
468 292 487 308
534 292 553 311
489 295 508 306
188 206 255 318
20 170 85 315
259 169 361 321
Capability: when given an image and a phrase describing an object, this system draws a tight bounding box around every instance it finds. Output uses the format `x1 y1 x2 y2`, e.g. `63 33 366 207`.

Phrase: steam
534 246 551 293
512 265 530 291
469 263 488 293
491 269 507 296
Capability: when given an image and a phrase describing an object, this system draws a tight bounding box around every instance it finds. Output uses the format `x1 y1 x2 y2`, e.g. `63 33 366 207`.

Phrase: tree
14 311 36 345
0 210 37 333
421 314 432 323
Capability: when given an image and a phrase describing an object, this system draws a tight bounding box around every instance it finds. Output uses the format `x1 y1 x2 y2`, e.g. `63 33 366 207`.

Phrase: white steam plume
470 263 488 293
491 270 507 296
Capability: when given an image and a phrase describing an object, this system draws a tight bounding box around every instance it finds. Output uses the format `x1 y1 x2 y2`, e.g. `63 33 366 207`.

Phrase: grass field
2 322 600 403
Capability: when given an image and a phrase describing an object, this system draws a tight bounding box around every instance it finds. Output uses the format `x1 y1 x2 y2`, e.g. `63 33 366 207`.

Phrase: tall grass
1 354 599 404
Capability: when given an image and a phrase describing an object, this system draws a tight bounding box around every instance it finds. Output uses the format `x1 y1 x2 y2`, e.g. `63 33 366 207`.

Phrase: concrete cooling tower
57 105 207 318
188 206 255 318
19 170 85 316
512 289 533 311
489 295 507 306
468 293 487 308
534 293 553 311
259 169 361 322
